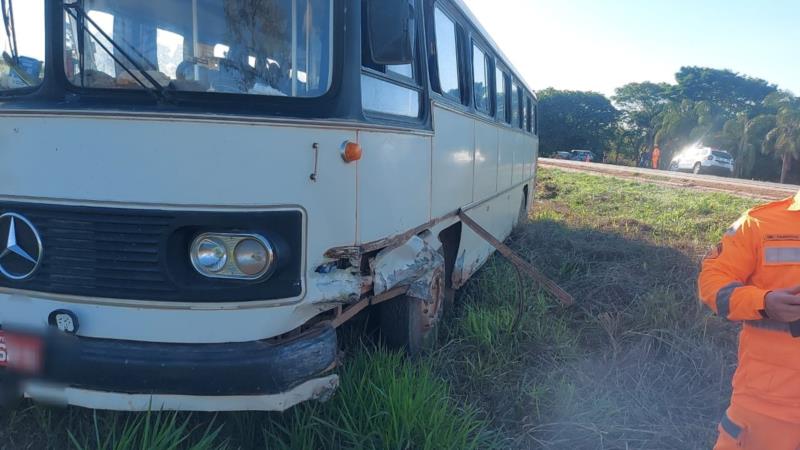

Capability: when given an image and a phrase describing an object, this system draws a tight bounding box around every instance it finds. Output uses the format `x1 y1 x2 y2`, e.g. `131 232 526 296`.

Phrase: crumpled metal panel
312 267 361 304
372 235 444 300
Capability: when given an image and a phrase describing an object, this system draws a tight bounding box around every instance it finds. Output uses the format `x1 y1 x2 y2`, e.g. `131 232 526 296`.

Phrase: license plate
0 329 44 374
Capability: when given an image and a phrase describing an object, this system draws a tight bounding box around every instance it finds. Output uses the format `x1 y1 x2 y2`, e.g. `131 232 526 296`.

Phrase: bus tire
378 267 444 356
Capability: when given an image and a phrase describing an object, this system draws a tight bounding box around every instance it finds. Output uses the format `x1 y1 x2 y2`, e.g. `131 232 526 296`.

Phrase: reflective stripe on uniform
716 282 743 319
720 413 743 439
764 247 800 264
745 319 791 333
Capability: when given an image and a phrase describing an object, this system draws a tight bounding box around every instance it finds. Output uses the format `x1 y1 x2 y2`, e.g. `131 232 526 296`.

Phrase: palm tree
763 107 800 183
654 100 722 163
723 114 776 178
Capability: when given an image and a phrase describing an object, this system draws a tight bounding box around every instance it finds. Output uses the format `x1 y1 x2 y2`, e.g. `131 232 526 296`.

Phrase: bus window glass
496 67 507 122
534 102 538 134
472 44 489 114
361 1 416 83
361 75 420 118
521 93 528 130
387 64 413 78
156 28 184 80
0 1 45 91
526 96 532 132
63 0 333 97
434 7 460 99
510 83 519 128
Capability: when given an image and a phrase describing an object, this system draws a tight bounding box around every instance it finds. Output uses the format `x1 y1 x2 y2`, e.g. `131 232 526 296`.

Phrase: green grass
537 167 757 244
0 167 759 449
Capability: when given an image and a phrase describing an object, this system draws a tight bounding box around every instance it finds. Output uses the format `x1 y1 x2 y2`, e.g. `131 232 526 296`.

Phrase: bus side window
521 93 528 131
472 44 490 114
496 67 507 123
510 83 519 128
533 102 538 135
526 96 532 133
360 0 421 119
361 0 416 82
433 6 461 101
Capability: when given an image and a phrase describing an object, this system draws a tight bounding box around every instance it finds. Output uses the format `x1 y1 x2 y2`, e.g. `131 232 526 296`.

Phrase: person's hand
764 286 800 323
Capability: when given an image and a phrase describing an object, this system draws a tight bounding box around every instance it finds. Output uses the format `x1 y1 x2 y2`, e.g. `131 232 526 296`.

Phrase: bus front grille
0 203 303 302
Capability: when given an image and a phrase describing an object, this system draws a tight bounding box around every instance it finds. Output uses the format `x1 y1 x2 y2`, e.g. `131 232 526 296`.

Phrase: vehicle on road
554 151 572 159
569 150 596 162
0 0 538 412
669 146 734 176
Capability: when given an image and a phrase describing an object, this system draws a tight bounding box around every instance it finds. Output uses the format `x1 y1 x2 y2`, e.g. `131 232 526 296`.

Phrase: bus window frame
525 95 532 133
360 0 428 124
470 38 493 118
520 92 526 132
429 1 467 108
495 64 511 125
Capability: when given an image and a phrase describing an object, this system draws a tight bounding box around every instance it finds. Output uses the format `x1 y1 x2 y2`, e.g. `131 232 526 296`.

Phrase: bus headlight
234 238 272 276
193 237 227 273
190 233 275 280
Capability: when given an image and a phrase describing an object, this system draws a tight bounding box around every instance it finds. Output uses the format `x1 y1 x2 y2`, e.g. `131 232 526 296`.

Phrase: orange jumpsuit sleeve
698 212 768 321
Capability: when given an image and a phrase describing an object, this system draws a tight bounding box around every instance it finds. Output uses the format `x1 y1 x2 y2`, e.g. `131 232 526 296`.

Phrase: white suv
669 146 734 176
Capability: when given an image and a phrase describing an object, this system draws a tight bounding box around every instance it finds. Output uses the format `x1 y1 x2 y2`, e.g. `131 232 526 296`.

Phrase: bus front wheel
378 267 444 356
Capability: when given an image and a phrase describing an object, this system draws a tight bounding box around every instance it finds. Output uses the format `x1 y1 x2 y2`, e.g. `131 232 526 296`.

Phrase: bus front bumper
7 323 339 411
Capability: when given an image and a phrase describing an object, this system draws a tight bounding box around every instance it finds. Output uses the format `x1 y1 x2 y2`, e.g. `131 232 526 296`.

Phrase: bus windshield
0 1 45 91
64 0 332 98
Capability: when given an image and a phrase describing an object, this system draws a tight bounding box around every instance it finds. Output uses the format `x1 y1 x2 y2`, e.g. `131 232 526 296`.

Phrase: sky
463 0 800 97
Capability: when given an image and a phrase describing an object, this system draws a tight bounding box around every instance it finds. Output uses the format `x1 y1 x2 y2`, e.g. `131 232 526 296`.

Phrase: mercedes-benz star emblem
0 213 43 280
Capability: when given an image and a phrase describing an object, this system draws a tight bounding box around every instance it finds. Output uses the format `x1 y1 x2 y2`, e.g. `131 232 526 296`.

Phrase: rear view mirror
366 0 415 65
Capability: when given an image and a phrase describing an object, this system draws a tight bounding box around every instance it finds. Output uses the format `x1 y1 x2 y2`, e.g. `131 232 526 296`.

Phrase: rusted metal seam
326 179 534 260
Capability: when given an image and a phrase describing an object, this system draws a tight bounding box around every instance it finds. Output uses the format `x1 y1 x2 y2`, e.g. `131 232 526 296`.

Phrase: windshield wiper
1 0 39 88
63 2 172 104
1 0 18 64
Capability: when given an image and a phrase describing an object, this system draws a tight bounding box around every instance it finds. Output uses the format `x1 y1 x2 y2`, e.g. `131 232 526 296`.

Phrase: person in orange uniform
699 193 800 449
651 145 661 169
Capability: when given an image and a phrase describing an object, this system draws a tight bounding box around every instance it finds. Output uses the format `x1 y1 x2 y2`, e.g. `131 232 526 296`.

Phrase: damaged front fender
372 235 444 303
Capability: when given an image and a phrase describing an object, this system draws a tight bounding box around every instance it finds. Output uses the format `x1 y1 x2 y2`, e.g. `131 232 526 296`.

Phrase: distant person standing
651 145 661 169
641 149 652 168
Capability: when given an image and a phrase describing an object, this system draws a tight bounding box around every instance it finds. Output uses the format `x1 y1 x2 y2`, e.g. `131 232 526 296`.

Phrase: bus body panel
512 132 526 185
0 291 332 344
473 119 500 201
357 131 432 244
431 106 475 217
454 187 523 287
498 129 515 190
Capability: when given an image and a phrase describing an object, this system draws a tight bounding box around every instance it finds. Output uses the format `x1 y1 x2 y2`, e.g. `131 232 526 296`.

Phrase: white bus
0 0 538 411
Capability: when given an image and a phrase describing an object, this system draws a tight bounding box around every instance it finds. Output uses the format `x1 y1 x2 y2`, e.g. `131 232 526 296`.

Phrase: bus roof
451 0 536 98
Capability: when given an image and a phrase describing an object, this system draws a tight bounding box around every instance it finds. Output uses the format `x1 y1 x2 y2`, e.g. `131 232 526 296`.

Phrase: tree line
538 67 800 183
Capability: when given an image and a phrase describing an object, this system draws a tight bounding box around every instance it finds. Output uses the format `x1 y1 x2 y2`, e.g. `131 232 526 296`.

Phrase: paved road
539 158 799 201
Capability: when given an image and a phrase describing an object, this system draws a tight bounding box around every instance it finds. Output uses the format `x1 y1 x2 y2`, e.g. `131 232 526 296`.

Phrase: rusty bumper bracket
457 210 575 307
331 285 409 328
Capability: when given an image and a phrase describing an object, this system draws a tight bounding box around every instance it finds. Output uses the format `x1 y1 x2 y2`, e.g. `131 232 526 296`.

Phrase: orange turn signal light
341 141 362 163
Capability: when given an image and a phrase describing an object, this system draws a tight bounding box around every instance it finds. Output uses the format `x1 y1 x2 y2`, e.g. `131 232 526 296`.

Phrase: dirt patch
538 181 560 200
